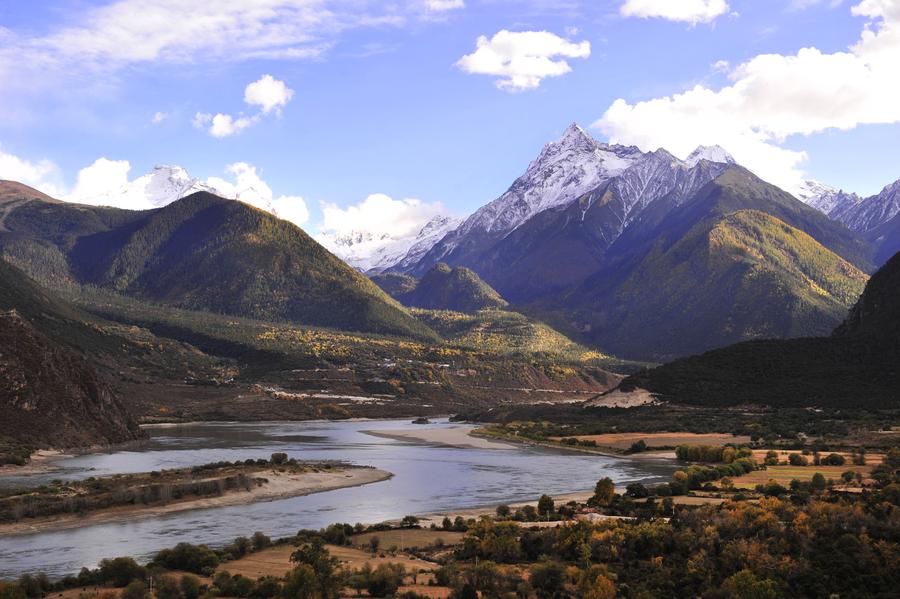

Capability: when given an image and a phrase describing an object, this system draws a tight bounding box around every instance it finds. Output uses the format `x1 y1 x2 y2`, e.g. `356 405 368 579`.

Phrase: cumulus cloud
69 158 132 200
195 75 293 138
151 111 168 124
318 194 450 240
456 30 590 91
61 158 308 226
0 145 63 196
620 0 731 24
244 74 295 114
595 0 900 194
207 162 309 226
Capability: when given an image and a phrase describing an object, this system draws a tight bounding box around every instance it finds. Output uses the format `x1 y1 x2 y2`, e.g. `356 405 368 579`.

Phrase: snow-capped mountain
830 179 900 233
406 123 737 277
389 214 462 273
318 214 461 273
446 123 644 243
685 145 736 167
75 165 219 210
795 180 862 216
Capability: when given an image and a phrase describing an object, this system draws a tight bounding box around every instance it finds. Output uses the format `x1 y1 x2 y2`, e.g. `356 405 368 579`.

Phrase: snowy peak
796 180 861 215
319 213 461 274
76 165 217 210
460 123 645 238
685 145 736 167
827 177 900 232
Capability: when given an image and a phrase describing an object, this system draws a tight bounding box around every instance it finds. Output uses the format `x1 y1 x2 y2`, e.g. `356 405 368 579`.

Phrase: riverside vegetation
2 446 898 598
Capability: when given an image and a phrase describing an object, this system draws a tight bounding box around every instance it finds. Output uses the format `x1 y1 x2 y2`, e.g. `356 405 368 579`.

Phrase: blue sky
0 0 898 236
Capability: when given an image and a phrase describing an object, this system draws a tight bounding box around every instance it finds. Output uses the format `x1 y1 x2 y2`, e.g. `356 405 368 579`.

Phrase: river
0 419 676 578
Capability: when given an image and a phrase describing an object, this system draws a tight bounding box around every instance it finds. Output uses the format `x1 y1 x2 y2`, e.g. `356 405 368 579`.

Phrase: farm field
350 529 464 551
553 432 752 450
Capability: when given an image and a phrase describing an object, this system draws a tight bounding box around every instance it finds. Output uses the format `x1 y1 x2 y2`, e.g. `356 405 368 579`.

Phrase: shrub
152 543 219 575
625 483 649 498
822 453 846 466
628 440 648 453
121 581 148 599
788 453 808 466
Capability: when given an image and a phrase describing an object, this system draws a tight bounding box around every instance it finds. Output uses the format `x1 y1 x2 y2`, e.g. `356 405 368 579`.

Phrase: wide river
0 419 676 578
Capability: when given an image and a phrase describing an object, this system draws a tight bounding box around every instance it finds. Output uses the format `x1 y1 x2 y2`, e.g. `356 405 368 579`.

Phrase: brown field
554 432 751 450
733 464 874 489
351 529 464 551
219 541 441 581
395 585 452 598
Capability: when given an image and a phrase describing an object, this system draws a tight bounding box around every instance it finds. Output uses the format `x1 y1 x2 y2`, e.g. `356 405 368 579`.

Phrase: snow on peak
320 213 462 273
456 123 645 238
830 177 900 232
685 145 736 167
796 179 861 216
76 165 218 210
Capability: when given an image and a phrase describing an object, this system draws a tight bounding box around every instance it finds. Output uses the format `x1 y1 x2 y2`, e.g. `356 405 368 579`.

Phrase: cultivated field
350 529 464 551
554 432 752 450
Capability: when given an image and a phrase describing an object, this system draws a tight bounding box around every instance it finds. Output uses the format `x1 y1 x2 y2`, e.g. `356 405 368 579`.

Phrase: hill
552 169 871 360
0 184 435 340
0 261 144 452
622 251 900 408
393 263 508 313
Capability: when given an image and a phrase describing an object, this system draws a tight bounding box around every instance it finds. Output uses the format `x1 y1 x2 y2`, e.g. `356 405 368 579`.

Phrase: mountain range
3 123 898 363
0 182 435 340
375 124 886 360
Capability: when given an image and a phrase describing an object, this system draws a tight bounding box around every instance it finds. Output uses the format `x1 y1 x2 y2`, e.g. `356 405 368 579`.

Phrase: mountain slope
552 169 872 360
0 184 435 340
0 260 144 449
867 211 900 267
830 179 900 233
623 251 900 408
407 124 646 277
393 263 508 313
465 151 732 302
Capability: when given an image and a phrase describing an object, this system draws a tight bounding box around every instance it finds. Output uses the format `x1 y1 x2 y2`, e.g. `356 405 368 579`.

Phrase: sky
0 0 898 240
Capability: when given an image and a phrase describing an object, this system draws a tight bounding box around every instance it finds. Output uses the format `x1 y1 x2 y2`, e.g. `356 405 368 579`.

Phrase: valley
2 83 900 599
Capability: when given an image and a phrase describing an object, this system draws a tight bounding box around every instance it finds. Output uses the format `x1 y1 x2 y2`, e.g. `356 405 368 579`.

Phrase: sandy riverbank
0 450 72 476
364 426 517 450
0 466 392 536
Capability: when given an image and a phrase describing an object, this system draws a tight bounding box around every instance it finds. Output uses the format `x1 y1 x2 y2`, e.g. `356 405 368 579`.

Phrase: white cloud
151 111 168 124
0 145 63 196
61 158 308 226
620 0 730 24
207 113 261 138
456 30 591 91
69 158 132 200
319 194 449 239
426 0 465 11
244 74 295 114
207 162 309 226
195 75 292 138
595 0 900 194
